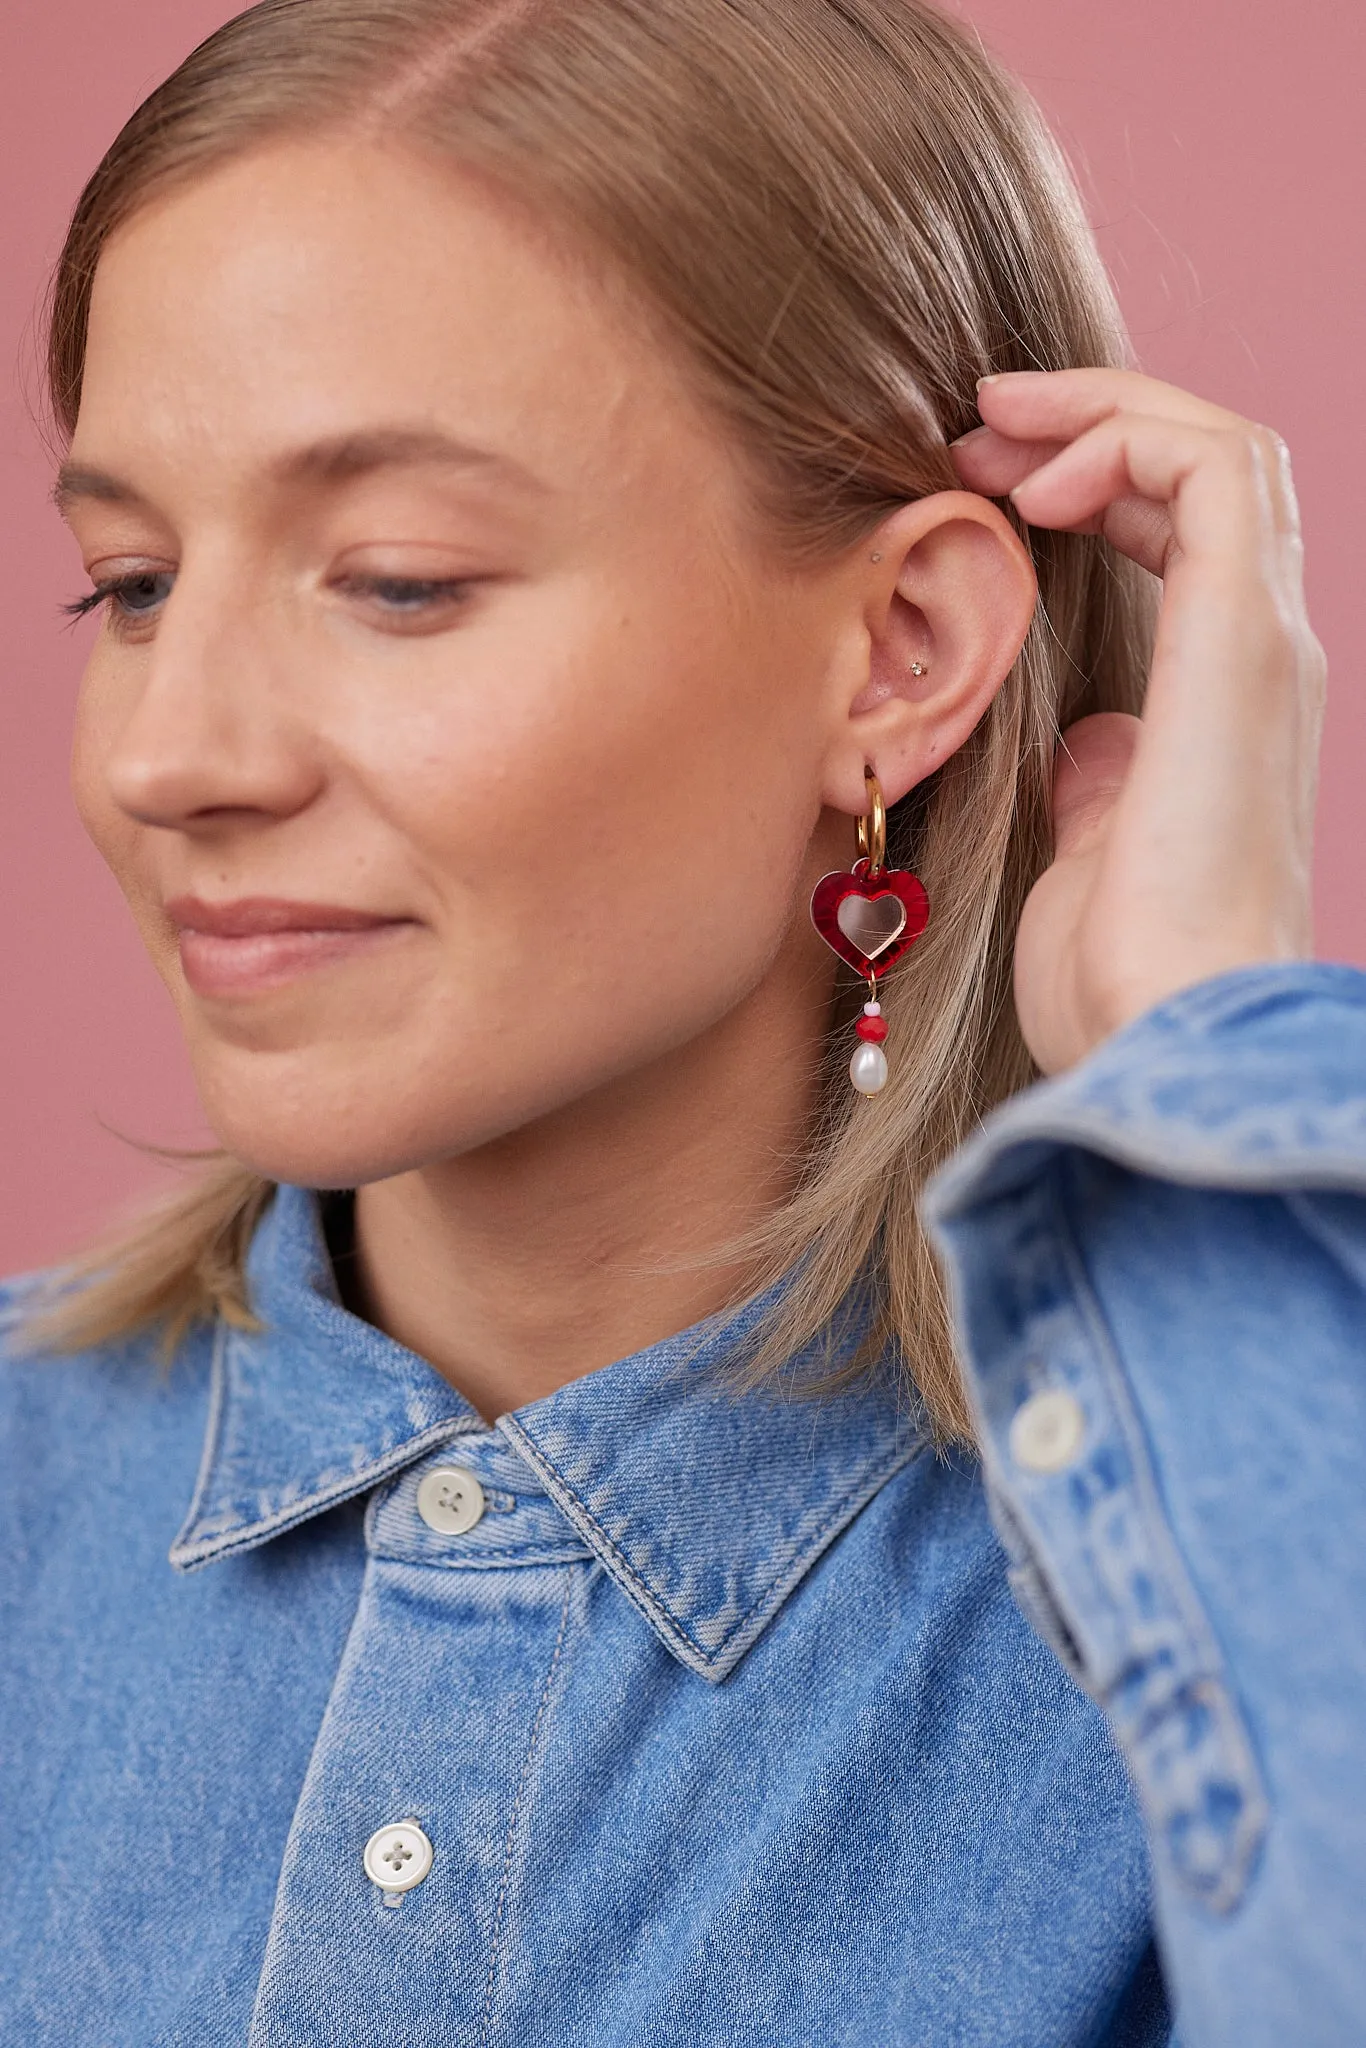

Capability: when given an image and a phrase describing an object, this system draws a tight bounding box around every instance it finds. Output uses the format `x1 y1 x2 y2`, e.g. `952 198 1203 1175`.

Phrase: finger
1009 414 1294 582
976 367 1247 444
1260 428 1305 538
978 371 1302 539
950 424 1176 565
948 425 1065 498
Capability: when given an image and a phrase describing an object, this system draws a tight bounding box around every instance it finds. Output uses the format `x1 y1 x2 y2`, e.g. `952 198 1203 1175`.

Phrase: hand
951 368 1326 1076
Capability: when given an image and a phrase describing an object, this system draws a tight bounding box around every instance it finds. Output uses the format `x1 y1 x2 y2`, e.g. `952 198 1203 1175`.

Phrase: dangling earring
810 766 930 1096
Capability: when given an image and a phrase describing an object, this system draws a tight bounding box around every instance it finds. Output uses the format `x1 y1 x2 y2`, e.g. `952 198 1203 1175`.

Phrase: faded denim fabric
1 964 1363 2046
923 964 1366 2046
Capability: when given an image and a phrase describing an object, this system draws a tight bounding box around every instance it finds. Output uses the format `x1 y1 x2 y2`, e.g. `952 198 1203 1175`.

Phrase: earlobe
822 490 1036 816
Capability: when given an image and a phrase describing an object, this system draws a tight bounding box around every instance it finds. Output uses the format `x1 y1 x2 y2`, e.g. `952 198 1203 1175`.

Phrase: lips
165 896 413 997
165 895 405 937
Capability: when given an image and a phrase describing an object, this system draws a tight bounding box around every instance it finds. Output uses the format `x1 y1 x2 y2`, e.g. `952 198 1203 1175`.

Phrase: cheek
70 662 110 841
399 586 815 1016
69 656 180 986
183 573 828 1187
71 660 139 892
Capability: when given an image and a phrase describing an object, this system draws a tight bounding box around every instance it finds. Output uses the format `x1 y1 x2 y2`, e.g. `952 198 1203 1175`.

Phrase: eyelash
343 575 475 611
60 573 477 631
62 572 170 624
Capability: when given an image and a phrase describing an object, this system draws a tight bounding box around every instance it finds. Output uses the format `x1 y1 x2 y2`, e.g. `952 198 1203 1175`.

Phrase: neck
345 934 835 1422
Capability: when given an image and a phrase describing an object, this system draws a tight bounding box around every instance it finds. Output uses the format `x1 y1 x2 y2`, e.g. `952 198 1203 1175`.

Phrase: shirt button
1008 1387 1086 1473
416 1465 486 1535
363 1820 434 1894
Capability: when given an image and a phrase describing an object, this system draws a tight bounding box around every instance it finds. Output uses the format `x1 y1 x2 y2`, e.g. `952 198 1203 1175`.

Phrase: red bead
856 1014 888 1043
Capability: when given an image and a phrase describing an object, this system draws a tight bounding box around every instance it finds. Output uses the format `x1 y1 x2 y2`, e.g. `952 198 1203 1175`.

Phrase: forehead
73 138 727 509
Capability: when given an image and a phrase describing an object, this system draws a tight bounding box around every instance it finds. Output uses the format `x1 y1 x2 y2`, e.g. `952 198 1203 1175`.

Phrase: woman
1 0 1357 2041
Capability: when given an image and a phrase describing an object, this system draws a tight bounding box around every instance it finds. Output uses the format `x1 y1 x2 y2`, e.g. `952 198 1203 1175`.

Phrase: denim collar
171 1185 922 1680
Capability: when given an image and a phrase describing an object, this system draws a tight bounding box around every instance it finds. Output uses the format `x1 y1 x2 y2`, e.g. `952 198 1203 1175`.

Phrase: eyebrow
52 425 544 514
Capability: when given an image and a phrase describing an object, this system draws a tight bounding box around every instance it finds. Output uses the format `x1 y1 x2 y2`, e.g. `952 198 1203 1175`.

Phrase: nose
97 563 324 834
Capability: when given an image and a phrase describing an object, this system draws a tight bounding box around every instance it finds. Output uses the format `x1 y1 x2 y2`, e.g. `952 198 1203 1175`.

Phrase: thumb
1051 712 1141 858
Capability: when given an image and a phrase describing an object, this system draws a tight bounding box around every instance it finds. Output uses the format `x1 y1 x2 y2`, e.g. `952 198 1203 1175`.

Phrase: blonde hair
29 0 1154 1437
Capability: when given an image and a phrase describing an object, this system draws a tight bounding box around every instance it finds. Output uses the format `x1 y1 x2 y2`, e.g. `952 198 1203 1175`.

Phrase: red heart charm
810 863 929 977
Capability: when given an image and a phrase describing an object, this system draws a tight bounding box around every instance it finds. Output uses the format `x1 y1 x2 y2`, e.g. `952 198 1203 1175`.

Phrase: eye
63 570 175 628
332 573 480 632
358 576 471 607
345 575 476 611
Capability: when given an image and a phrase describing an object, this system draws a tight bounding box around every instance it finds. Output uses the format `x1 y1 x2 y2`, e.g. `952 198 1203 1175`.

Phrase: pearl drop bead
849 1043 889 1094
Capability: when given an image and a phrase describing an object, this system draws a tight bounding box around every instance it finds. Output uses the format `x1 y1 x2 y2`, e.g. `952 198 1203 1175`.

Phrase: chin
190 1067 478 1190
201 1119 431 1193
189 1044 565 1189
185 984 728 1188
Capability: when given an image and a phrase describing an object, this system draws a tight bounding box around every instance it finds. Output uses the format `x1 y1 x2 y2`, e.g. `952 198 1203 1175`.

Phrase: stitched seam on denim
204 1412 483 1530
246 1549 400 2047
171 1417 477 1567
501 1418 916 1670
1163 962 1362 1032
939 1108 1366 1213
366 1543 595 1567
1042 1163 1269 1910
991 1488 1088 1683
721 1439 922 1661
498 1424 706 1665
1051 1170 1250 1686
168 1316 230 1561
476 1571 573 2047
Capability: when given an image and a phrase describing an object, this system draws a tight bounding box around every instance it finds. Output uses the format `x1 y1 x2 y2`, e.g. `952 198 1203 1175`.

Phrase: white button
363 1820 434 1893
1008 1388 1086 1473
416 1465 486 1535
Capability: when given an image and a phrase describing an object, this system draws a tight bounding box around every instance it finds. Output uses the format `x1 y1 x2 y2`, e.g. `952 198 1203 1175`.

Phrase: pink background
3 0 1363 1275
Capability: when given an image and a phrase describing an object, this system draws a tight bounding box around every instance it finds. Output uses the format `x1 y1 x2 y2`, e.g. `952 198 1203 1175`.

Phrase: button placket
953 1162 1270 1911
246 1540 581 2044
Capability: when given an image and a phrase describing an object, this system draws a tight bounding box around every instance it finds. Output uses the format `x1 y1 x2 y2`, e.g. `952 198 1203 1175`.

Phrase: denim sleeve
922 965 1366 2048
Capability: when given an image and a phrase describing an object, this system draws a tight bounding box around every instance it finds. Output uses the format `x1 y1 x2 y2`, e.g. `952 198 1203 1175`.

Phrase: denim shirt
2 965 1364 2047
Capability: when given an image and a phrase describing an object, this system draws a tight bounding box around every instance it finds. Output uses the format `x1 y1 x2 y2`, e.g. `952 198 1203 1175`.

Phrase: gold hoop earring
854 765 887 873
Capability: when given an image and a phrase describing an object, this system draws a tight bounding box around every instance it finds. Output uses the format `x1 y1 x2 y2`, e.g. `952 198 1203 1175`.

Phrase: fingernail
976 375 1000 389
949 424 989 446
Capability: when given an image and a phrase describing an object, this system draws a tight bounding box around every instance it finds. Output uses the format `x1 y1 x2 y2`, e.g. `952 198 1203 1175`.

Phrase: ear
819 491 1037 817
